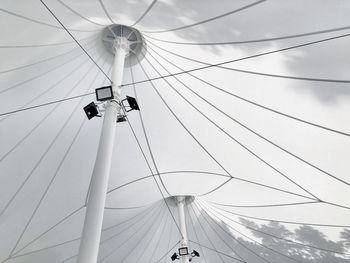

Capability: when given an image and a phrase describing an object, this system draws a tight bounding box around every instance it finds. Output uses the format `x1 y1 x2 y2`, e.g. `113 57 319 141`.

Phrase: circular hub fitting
101 24 146 67
166 195 195 207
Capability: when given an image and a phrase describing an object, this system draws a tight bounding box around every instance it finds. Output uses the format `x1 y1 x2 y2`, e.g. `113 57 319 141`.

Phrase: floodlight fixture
171 252 178 261
83 102 100 120
191 250 200 257
117 115 127 123
122 96 140 112
178 247 189 256
95 86 114 101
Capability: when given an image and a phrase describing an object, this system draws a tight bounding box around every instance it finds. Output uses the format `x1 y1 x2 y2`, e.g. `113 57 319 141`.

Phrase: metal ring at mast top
167 195 195 207
101 24 147 67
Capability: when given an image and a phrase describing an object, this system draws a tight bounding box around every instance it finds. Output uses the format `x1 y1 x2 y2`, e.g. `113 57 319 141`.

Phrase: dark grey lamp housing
171 252 178 261
83 102 100 120
95 85 114 101
117 115 127 123
122 96 140 112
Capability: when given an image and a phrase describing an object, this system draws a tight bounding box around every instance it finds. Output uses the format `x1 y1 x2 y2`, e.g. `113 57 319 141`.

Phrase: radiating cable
146 41 350 137
137 57 233 180
126 122 183 239
130 65 171 196
202 200 350 256
186 204 209 263
98 203 166 263
148 210 170 262
155 241 181 263
39 0 112 82
0 43 96 95
0 40 93 49
11 205 85 257
193 202 264 263
123 32 350 88
0 40 96 75
0 65 111 215
57 0 107 27
117 210 168 262
8 114 88 257
188 202 229 263
3 32 350 117
102 202 160 233
126 121 194 243
106 170 316 201
189 240 246 263
197 201 304 263
129 63 184 238
100 203 162 245
209 199 350 211
137 60 235 198
144 50 320 199
8 116 88 258
147 38 350 85
0 35 97 49
104 205 147 210
0 57 96 161
230 177 316 201
11 202 158 259
318 200 350 211
71 65 113 208
144 24 350 44
200 178 234 197
59 203 163 263
131 0 158 27
208 201 320 209
0 55 104 220
98 0 116 24
59 254 77 263
142 0 268 33
21 237 80 261
0 8 99 32
134 207 169 263
162 206 175 263
0 50 100 124
143 47 350 191
0 92 94 117
143 50 319 200
100 204 161 246
6 59 108 257
209 202 350 228
124 117 154 174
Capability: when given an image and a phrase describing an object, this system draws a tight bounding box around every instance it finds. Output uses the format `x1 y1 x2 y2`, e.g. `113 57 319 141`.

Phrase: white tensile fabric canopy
0 0 350 262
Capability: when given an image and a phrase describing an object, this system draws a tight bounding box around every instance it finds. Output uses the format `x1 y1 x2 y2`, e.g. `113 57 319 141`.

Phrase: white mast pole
77 37 129 263
177 196 190 263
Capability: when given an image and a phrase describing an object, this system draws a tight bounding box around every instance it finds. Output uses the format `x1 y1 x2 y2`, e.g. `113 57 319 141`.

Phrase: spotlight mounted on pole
170 248 200 261
178 247 189 256
117 96 140 122
116 115 127 123
171 252 179 261
191 250 200 258
83 102 101 120
121 96 140 112
95 85 114 101
84 85 140 121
